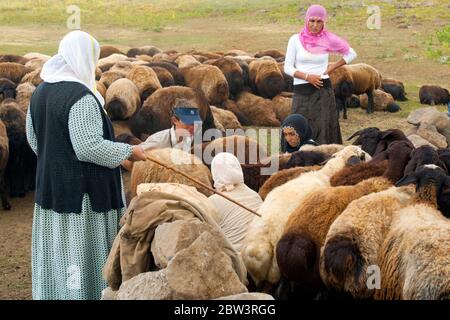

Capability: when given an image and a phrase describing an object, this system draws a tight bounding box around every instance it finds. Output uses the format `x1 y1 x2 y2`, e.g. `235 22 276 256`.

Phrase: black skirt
291 79 342 145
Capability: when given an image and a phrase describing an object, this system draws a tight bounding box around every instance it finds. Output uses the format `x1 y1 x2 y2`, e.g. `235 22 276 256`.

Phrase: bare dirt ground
0 13 448 300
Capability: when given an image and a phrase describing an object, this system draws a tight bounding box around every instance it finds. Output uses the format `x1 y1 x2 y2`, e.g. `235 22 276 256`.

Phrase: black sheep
285 150 328 169
0 78 17 101
419 85 450 105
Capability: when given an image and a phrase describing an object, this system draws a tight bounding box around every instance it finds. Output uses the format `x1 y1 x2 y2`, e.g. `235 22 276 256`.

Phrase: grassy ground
0 0 449 299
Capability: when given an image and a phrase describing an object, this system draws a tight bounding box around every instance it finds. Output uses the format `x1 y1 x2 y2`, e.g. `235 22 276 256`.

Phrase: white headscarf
211 152 244 192
40 30 104 105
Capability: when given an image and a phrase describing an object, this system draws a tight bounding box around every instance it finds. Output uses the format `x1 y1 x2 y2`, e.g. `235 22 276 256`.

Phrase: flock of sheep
0 45 449 300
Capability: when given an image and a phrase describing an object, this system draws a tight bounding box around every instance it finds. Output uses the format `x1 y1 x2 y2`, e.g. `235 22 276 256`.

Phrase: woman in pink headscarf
284 4 357 144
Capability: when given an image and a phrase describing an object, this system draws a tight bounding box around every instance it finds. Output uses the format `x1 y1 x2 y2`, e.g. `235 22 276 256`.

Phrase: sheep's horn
145 155 262 217
346 129 363 141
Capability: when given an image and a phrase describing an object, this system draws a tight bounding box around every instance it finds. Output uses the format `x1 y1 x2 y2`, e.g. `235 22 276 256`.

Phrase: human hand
129 145 147 161
307 74 323 89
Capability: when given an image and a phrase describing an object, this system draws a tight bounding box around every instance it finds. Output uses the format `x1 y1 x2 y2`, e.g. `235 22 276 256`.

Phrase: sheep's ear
395 174 417 187
346 129 363 141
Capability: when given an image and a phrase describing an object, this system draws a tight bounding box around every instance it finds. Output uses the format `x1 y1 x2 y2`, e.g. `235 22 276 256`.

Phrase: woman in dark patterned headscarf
280 114 317 153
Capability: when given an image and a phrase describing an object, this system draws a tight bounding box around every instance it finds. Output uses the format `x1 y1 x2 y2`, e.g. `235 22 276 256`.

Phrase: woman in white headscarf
26 31 146 300
208 153 263 252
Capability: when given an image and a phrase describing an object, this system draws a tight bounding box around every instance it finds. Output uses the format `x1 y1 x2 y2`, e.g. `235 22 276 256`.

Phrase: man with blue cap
140 98 202 151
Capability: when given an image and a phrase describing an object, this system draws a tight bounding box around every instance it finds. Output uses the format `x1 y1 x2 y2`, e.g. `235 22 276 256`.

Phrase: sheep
127 46 161 58
437 148 450 172
254 50 285 60
150 66 175 87
100 45 125 59
258 165 322 200
15 82 36 114
359 89 400 113
175 55 201 69
330 140 414 187
186 50 222 60
284 150 328 169
96 81 107 100
223 99 252 126
112 120 134 138
299 143 345 158
23 52 50 61
129 148 213 198
373 165 450 299
126 65 162 102
20 69 43 86
0 55 29 65
403 145 448 177
98 53 128 71
208 57 245 99
329 63 382 115
24 58 46 71
347 127 408 156
134 54 153 63
235 91 280 127
419 85 450 106
109 61 134 75
277 62 294 93
248 59 285 99
0 119 10 210
115 133 142 146
146 62 185 86
210 106 242 130
130 86 215 140
182 64 229 106
0 99 35 197
276 176 393 299
241 145 370 286
0 62 33 84
224 49 251 57
381 78 407 101
104 78 141 121
261 152 292 171
0 78 17 101
319 184 416 299
98 71 126 89
271 95 292 123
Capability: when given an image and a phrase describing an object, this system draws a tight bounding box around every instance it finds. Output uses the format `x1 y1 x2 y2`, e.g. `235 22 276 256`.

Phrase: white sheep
241 145 370 286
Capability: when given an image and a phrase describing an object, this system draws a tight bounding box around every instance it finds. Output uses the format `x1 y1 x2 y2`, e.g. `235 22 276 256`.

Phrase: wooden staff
145 155 262 218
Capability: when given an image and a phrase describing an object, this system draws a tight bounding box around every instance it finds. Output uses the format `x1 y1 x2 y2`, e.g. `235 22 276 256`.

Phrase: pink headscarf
299 5 350 55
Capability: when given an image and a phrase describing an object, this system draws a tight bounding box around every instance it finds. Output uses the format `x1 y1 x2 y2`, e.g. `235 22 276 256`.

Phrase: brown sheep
105 78 141 121
182 64 229 106
129 148 213 198
20 69 43 86
359 89 400 113
98 70 126 89
271 95 292 123
224 49 251 57
0 62 33 84
0 99 35 197
112 120 134 138
258 165 321 200
0 78 17 102
100 45 125 59
236 91 281 127
0 119 10 210
115 133 142 146
23 52 50 61
254 49 285 60
0 55 29 65
146 62 185 86
277 62 294 93
223 99 252 126
109 61 134 75
150 66 175 87
135 54 153 63
210 106 242 130
126 66 162 102
381 78 407 101
419 85 449 105
329 63 382 116
98 53 128 71
127 46 161 58
95 81 107 100
130 86 215 140
15 82 36 113
24 58 46 71
175 55 201 68
208 57 245 98
249 59 285 99
186 50 222 60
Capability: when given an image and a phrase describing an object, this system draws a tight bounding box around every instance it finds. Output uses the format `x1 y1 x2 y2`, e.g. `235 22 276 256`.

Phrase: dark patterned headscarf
281 114 316 153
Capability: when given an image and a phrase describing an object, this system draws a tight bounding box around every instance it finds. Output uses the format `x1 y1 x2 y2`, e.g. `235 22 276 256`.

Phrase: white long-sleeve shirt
284 34 357 85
